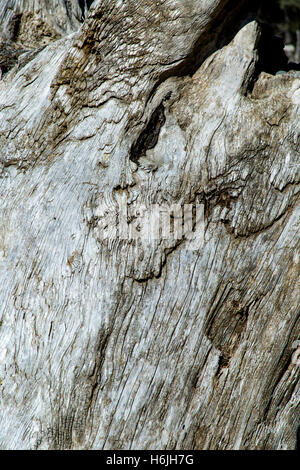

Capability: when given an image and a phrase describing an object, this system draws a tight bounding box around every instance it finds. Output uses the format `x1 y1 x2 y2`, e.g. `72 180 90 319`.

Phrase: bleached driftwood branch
0 0 299 449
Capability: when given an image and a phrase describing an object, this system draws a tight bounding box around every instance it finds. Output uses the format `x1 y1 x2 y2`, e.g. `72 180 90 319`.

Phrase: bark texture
0 0 299 450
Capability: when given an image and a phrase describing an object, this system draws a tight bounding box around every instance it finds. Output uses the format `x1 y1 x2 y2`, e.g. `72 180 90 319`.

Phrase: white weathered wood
0 0 83 46
0 0 299 450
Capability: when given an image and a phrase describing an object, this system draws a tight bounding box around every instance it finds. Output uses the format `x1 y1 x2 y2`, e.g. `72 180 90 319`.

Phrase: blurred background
260 0 300 62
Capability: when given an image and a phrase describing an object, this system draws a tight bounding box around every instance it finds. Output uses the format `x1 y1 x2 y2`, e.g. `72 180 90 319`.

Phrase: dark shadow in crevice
8 13 22 42
0 43 29 75
255 25 289 75
130 101 166 164
246 24 289 94
78 0 94 21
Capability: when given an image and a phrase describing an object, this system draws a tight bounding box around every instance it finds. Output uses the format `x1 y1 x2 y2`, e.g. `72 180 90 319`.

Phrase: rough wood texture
0 0 299 450
0 0 83 46
0 0 88 76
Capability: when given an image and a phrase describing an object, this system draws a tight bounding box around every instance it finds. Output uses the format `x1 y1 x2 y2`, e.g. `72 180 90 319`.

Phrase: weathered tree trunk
0 0 299 450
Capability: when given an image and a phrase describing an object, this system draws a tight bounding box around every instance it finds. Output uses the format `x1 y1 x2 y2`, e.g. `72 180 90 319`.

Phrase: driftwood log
0 0 299 450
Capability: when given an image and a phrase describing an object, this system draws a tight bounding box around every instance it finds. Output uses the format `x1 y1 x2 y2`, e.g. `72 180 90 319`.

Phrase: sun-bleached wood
0 0 299 449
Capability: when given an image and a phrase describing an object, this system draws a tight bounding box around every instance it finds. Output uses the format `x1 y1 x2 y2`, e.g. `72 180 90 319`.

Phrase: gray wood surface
0 0 299 449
